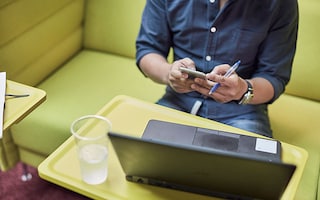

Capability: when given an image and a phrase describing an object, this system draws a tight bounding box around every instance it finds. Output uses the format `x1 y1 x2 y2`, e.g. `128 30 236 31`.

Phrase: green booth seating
0 0 319 199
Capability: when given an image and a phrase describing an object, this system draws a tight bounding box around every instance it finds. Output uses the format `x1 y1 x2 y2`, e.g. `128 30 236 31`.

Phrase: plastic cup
71 115 112 185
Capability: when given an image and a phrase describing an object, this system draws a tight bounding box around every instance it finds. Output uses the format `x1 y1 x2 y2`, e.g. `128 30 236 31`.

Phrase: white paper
255 138 277 154
0 72 6 138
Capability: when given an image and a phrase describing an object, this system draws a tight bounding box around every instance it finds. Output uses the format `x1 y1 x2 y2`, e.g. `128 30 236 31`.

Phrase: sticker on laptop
255 138 277 154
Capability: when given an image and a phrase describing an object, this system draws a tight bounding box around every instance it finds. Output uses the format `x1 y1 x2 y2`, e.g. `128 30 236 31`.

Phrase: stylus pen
208 60 241 95
5 94 30 98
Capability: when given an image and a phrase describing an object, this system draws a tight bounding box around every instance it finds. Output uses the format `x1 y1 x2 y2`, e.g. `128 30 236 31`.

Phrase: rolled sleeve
254 1 299 103
136 0 172 68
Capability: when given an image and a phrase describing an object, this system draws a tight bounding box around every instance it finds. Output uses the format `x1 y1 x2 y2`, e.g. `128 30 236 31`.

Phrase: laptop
108 120 296 199
143 120 282 162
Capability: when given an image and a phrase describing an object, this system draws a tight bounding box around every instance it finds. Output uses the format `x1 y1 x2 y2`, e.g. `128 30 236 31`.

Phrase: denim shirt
136 0 298 136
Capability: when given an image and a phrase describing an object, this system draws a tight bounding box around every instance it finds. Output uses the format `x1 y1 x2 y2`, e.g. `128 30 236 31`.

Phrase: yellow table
3 80 46 131
0 80 46 170
38 95 308 200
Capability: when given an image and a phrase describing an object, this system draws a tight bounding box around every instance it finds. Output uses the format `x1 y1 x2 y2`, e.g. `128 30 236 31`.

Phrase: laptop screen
109 131 296 199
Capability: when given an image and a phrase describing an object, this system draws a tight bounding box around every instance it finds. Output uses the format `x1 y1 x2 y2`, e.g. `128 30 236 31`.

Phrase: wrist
235 78 249 100
164 63 174 85
237 79 254 105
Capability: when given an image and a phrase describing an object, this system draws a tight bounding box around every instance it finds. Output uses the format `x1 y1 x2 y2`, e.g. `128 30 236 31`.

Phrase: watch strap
238 80 254 105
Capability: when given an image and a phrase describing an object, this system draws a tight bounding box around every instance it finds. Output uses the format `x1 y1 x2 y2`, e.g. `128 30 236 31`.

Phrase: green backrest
83 0 145 59
0 0 84 86
285 0 320 102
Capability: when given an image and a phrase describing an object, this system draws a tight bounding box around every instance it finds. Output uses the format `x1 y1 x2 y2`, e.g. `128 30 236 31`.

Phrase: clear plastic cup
71 115 112 185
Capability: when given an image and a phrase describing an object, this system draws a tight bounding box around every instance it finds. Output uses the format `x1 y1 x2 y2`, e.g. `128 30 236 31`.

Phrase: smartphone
179 67 206 79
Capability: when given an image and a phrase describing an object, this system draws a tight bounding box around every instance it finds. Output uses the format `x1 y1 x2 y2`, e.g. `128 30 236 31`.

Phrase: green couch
0 0 319 199
1 0 164 167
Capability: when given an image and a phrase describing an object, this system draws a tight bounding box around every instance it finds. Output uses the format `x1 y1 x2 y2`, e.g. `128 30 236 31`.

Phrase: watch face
238 91 254 105
245 93 254 104
238 80 254 105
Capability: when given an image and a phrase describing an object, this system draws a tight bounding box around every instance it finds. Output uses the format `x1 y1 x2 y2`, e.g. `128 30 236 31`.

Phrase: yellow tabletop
4 80 46 131
38 95 308 200
1 80 46 170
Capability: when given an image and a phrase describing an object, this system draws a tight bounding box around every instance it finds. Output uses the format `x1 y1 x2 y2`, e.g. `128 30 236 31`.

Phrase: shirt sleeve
253 1 299 103
135 0 172 68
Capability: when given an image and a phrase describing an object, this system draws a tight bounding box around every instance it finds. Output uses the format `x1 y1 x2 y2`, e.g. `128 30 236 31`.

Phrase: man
136 0 298 137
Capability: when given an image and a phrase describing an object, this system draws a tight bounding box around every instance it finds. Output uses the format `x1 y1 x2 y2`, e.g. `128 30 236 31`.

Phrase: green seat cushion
11 50 165 156
269 94 320 200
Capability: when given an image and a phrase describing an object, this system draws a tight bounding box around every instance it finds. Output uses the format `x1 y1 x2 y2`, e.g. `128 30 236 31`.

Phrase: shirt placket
204 0 221 72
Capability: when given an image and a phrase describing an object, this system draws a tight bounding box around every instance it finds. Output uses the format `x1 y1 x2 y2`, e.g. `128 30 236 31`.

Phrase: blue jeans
221 118 272 138
157 88 272 138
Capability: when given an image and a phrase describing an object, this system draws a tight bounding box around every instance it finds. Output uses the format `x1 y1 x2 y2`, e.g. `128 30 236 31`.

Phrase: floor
0 162 89 200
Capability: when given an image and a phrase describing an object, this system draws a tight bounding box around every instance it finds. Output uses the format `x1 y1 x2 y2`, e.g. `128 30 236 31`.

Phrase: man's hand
191 64 247 103
168 58 198 93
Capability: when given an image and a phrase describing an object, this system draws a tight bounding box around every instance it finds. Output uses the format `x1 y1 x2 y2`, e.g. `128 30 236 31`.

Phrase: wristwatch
238 80 254 105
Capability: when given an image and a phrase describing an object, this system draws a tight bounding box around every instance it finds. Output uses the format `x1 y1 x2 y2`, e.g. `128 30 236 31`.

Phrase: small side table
0 80 46 170
38 95 307 200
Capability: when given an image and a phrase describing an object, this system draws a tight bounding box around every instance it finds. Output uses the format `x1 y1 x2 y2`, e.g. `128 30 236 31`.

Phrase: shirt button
210 27 217 33
209 0 215 3
206 56 212 61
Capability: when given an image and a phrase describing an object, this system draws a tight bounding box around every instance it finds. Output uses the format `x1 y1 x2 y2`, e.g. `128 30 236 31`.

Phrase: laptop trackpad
193 128 240 151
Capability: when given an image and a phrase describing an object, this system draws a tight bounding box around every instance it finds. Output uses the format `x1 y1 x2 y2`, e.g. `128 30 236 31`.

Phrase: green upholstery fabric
269 95 320 200
83 0 145 58
285 0 320 101
0 0 85 169
0 0 319 199
268 1 320 199
0 0 83 86
11 50 165 166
